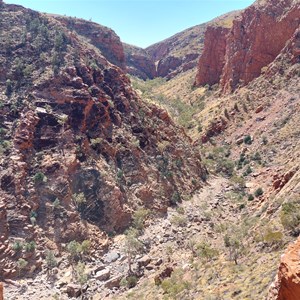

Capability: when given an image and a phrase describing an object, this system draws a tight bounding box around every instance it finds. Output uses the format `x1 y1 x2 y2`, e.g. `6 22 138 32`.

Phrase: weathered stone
137 255 152 268
103 251 120 263
66 284 82 298
104 275 122 289
94 268 110 281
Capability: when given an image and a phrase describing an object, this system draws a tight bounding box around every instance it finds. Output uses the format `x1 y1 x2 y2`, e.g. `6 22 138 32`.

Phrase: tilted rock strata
0 3 207 279
195 0 300 91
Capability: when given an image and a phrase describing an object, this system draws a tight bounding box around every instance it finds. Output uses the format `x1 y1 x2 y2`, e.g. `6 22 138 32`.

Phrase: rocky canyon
0 0 300 299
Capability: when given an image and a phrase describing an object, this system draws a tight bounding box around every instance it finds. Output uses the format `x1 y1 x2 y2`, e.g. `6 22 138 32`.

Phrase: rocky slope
146 11 240 80
52 14 126 70
195 0 300 92
130 0 300 298
0 2 207 283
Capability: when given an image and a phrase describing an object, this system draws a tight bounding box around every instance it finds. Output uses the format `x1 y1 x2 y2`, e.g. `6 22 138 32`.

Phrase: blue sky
5 0 255 48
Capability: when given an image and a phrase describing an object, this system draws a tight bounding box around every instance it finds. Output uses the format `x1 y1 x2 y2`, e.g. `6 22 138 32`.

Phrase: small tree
66 240 82 267
224 233 243 265
75 262 88 295
124 228 143 274
45 250 57 270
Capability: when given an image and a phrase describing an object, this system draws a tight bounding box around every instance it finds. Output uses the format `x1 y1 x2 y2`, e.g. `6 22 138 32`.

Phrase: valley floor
3 175 283 300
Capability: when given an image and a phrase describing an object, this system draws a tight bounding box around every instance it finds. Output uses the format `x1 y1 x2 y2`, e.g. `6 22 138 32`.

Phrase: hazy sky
4 0 255 48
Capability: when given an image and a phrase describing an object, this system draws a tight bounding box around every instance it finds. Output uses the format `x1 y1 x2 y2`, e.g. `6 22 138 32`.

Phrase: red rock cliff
195 0 300 92
194 26 229 86
268 237 300 300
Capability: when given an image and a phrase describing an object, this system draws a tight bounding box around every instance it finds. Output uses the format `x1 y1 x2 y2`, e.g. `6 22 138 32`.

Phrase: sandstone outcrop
195 0 300 92
268 237 300 300
194 26 229 87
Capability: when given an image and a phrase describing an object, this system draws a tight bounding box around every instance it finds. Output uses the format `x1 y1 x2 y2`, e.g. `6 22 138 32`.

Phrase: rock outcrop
124 11 240 80
194 26 229 87
195 0 300 92
0 3 207 279
54 15 126 70
268 237 300 300
123 43 156 80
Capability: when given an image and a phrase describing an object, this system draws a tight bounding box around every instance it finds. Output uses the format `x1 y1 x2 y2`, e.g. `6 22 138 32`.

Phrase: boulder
94 268 110 281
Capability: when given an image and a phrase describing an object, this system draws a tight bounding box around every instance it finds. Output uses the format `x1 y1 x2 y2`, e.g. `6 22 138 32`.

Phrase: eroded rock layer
0 3 207 279
195 0 300 92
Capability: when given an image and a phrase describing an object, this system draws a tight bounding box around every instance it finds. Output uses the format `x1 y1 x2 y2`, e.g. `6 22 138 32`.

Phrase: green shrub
263 229 283 246
45 250 57 269
160 269 191 298
170 191 181 205
5 79 13 96
24 241 36 252
33 172 47 184
132 208 150 231
248 194 254 201
125 275 138 288
280 202 300 233
170 214 187 227
12 241 23 252
196 242 219 261
254 188 263 197
72 192 86 209
243 135 252 145
17 258 28 276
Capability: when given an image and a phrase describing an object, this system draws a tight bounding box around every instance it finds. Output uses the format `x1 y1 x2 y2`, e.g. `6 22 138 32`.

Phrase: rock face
194 26 229 87
124 11 239 80
268 237 300 300
0 3 207 279
123 43 156 80
195 0 300 92
54 15 126 70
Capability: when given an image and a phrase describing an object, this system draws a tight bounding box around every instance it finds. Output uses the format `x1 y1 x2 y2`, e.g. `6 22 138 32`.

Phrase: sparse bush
45 250 57 269
224 232 244 265
132 208 150 231
33 172 47 184
243 135 252 145
124 228 143 273
75 262 88 287
248 194 254 201
254 188 263 198
52 198 60 209
170 191 181 205
12 241 23 252
17 258 28 276
30 210 37 225
243 166 252 176
72 192 86 210
280 202 300 234
122 275 138 288
196 242 219 261
170 214 187 227
5 79 13 96
24 241 36 252
81 240 91 255
160 269 191 298
263 229 283 246
67 240 82 263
